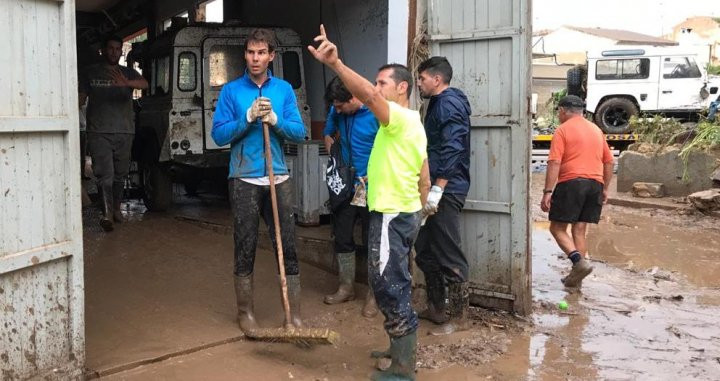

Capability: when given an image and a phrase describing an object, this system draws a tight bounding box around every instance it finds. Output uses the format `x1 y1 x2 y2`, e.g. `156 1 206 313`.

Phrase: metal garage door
0 0 84 378
428 0 532 314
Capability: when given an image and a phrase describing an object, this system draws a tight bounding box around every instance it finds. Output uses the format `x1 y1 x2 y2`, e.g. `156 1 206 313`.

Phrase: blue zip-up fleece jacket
212 71 306 178
323 105 379 180
424 87 471 195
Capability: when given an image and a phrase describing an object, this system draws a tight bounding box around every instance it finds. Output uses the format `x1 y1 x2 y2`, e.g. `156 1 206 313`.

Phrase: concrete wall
618 147 720 196
226 0 389 135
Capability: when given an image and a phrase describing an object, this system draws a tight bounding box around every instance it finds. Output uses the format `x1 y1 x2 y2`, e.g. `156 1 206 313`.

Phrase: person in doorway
322 77 381 317
309 25 431 381
211 28 307 334
540 95 614 287
414 56 472 335
79 35 148 232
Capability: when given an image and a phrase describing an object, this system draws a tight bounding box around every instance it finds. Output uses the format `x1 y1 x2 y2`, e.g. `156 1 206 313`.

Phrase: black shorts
549 178 604 223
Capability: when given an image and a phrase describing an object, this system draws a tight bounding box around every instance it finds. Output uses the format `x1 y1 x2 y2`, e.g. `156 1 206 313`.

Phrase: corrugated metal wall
428 0 532 314
0 0 84 378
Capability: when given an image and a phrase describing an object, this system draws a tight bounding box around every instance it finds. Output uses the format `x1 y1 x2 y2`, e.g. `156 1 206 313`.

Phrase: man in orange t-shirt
540 95 614 288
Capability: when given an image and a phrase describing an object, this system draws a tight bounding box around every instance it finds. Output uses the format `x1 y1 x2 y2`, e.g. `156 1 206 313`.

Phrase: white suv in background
567 47 720 133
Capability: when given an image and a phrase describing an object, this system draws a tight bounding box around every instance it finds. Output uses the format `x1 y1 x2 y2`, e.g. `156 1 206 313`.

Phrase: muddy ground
82 176 720 380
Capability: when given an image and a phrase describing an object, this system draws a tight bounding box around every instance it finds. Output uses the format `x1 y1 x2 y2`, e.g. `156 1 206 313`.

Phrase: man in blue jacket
211 29 307 334
322 76 380 318
414 56 472 336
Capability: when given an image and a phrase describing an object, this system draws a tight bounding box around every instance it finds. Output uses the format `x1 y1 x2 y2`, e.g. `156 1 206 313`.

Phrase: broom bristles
245 327 340 347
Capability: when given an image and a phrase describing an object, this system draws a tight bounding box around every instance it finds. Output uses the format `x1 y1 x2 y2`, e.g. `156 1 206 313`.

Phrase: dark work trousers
368 210 422 338
415 193 469 283
332 200 369 253
87 132 133 190
229 178 299 277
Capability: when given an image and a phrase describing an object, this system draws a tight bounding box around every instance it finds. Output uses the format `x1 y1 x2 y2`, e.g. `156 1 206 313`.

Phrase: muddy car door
202 38 246 150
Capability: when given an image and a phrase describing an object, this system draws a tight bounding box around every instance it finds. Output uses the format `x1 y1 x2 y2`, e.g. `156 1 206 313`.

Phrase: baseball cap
557 95 585 109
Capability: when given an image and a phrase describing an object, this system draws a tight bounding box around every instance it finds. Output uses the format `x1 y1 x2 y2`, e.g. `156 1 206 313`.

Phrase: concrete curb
607 197 685 211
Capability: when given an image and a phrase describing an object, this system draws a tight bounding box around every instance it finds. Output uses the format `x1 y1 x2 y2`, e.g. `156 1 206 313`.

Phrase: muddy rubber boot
371 331 417 381
234 274 259 334
112 182 124 223
99 184 114 232
324 252 356 304
418 273 447 324
362 289 379 318
562 258 593 288
285 274 303 328
429 282 470 336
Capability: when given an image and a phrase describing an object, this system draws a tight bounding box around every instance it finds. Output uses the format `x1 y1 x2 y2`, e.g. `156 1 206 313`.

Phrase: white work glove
261 107 278 126
246 97 272 123
423 185 443 216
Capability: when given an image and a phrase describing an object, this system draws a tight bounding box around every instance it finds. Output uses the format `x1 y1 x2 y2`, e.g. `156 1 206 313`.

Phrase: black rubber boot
99 184 114 232
285 274 303 328
371 331 417 381
324 251 356 304
418 273 447 324
234 274 259 334
429 282 470 336
112 182 124 223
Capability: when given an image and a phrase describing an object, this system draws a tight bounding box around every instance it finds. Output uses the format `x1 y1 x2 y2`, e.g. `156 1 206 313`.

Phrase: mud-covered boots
429 282 470 336
362 289 379 318
371 331 417 381
324 252 356 304
112 182 124 223
234 274 259 333
562 258 593 287
99 184 114 232
285 274 303 328
418 273 447 324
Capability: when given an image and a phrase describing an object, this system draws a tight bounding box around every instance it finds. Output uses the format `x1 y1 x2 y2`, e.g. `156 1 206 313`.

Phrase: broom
242 121 339 346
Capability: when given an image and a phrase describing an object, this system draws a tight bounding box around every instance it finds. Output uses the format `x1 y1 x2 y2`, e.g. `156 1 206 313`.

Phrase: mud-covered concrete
617 146 719 196
83 177 720 380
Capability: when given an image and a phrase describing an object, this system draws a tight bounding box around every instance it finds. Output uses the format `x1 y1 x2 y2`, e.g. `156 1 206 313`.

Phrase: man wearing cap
540 95 614 287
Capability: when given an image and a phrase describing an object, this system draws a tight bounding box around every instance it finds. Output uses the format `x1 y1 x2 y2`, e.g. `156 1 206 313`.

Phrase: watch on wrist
543 189 553 194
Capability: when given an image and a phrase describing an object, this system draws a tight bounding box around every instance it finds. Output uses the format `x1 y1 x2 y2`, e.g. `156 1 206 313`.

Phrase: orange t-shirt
548 115 613 184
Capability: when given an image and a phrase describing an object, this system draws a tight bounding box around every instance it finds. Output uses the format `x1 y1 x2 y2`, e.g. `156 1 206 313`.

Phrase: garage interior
74 0 418 377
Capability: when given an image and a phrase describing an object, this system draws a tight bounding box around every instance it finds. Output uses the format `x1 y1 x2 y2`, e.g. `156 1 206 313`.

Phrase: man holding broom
309 25 431 380
212 28 307 333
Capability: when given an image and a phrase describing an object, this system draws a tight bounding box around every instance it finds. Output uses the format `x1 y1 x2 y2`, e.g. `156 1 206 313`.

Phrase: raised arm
308 25 390 125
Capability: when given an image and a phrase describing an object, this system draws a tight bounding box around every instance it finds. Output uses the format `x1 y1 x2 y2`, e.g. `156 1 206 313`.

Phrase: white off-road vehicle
132 24 311 211
567 47 720 133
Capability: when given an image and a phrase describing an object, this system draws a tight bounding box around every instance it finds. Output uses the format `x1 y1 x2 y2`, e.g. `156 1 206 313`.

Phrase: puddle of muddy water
501 228 720 380
587 212 720 289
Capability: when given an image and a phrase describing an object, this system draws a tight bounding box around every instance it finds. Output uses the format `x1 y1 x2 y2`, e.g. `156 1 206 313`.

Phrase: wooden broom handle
262 122 293 327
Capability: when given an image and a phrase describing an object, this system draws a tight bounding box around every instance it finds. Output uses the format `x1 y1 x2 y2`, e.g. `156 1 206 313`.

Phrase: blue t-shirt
323 105 379 179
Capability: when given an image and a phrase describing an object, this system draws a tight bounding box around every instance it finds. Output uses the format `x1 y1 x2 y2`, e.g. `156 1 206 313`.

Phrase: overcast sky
533 0 720 36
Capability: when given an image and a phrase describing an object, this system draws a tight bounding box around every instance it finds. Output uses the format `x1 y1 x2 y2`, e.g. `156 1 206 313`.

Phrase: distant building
665 17 720 65
533 25 677 65
531 26 677 116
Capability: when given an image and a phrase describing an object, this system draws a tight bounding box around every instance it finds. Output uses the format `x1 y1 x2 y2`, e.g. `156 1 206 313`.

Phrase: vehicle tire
566 66 586 98
594 97 638 134
142 162 173 212
183 180 201 196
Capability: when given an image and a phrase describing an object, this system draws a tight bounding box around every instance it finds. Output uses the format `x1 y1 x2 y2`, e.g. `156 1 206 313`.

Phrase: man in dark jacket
415 56 472 336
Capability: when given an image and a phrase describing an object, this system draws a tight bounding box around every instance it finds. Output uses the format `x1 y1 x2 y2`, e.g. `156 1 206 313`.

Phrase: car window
662 57 702 79
209 45 245 89
596 58 650 80
152 56 170 95
177 52 197 91
282 51 302 89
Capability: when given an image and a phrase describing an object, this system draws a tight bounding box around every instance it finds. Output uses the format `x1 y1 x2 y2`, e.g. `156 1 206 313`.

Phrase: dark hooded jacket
424 87 471 195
